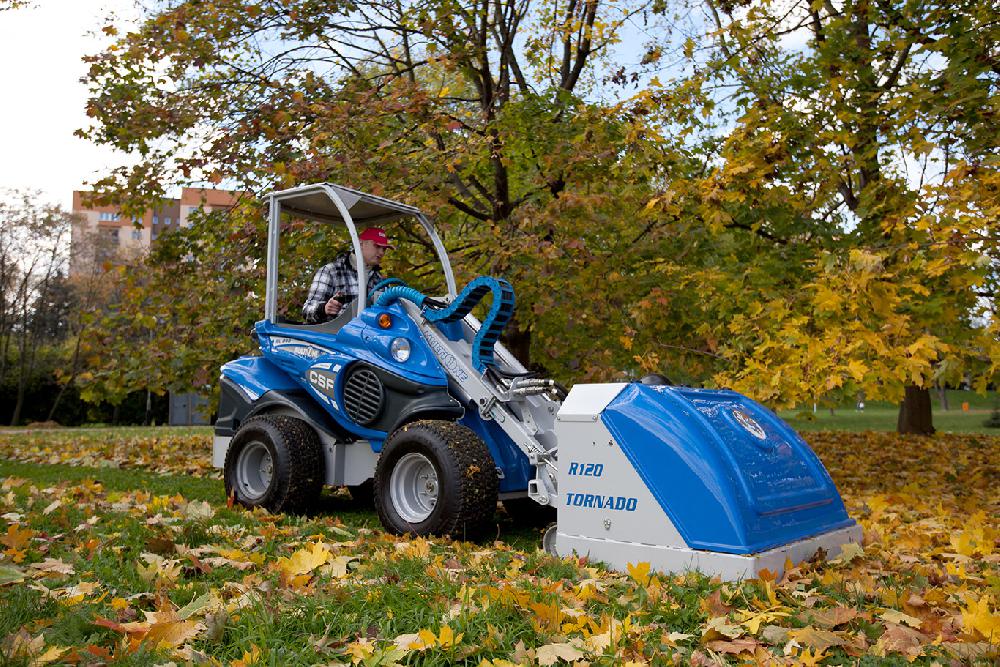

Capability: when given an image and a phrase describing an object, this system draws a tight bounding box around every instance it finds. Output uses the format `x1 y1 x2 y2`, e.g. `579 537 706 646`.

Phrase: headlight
390 337 411 362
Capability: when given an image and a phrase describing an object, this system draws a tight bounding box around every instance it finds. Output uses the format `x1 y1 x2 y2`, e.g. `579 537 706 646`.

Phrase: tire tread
375 420 498 539
224 414 324 514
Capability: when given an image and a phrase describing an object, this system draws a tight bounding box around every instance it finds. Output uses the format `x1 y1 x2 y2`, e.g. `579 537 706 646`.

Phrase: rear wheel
542 523 558 556
224 415 324 514
374 420 498 539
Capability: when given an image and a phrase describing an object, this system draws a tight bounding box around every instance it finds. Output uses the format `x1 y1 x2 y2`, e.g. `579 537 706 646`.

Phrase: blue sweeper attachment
551 382 862 580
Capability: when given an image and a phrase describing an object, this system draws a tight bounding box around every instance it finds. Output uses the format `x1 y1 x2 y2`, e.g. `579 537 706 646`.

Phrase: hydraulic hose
375 276 515 372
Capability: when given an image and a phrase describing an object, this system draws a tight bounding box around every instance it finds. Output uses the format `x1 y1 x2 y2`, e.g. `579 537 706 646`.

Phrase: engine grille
343 367 384 426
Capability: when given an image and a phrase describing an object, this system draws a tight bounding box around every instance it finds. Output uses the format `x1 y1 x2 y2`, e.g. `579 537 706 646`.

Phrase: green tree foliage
78 0 677 385
78 0 997 434
630 0 999 431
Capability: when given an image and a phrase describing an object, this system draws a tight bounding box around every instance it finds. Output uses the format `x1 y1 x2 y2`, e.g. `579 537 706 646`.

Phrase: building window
131 229 142 240
164 216 172 225
99 212 121 222
153 215 159 225
109 229 119 242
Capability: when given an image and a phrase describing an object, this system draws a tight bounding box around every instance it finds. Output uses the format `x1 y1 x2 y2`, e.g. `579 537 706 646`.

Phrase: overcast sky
0 0 141 209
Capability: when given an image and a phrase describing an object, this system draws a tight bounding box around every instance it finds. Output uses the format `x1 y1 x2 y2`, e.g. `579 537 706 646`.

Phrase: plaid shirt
302 252 384 323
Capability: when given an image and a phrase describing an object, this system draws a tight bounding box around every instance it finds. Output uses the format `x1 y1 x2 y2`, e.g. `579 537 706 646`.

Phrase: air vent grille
343 368 384 426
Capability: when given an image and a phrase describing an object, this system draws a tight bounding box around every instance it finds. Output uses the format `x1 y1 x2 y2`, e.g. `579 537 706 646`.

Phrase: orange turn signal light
377 313 392 329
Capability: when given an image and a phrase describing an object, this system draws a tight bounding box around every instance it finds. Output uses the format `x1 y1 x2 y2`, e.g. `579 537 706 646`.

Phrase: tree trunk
10 381 25 426
10 303 29 426
897 385 935 435
935 382 949 411
47 331 84 422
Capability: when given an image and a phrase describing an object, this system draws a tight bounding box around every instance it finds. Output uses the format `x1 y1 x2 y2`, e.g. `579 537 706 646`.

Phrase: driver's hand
325 295 343 317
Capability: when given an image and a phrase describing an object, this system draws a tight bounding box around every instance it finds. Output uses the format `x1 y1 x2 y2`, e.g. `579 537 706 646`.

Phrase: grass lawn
0 427 997 665
779 389 1000 434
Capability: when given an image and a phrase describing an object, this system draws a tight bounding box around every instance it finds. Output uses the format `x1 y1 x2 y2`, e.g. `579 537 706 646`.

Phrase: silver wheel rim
542 523 558 556
390 452 439 524
236 440 273 501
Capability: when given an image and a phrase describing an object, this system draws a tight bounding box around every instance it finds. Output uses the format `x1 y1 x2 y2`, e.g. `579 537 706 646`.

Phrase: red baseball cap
359 227 392 248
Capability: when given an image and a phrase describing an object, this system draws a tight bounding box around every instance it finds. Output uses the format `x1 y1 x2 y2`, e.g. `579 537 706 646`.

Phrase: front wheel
374 420 498 539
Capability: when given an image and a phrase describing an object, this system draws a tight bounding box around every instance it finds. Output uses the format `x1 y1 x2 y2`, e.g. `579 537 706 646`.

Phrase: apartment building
70 187 240 276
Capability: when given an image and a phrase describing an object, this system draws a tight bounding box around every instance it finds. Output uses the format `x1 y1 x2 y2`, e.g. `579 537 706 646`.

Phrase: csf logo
308 367 338 397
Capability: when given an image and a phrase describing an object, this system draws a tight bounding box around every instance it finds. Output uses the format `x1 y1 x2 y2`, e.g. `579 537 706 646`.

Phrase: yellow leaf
438 624 462 648
396 537 431 559
960 596 1000 640
345 638 375 662
144 618 204 649
528 600 564 633
788 626 847 652
662 631 693 646
417 628 438 648
321 554 357 578
136 553 182 583
1 524 33 549
738 609 789 635
536 641 585 665
880 609 922 629
276 542 330 578
831 541 863 565
846 359 867 381
796 647 828 666
701 616 744 643
626 561 651 587
951 527 993 557
32 644 69 665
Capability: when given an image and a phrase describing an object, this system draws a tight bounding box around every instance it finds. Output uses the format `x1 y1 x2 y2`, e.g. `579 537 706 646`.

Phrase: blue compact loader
214 183 861 580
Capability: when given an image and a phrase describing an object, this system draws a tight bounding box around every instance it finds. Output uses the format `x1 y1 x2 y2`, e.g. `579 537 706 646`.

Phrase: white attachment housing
552 384 863 581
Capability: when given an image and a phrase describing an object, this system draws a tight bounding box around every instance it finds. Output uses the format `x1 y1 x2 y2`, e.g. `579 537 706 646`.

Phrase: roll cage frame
264 183 458 322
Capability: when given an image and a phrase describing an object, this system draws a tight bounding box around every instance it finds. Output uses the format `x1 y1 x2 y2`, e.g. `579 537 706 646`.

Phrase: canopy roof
271 183 423 225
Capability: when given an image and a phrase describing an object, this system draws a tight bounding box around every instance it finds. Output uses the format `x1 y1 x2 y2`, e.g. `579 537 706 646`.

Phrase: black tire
224 415 324 514
502 497 557 527
347 478 375 506
374 420 498 539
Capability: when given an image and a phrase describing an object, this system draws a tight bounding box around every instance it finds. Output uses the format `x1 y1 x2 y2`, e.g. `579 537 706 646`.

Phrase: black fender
215 376 352 441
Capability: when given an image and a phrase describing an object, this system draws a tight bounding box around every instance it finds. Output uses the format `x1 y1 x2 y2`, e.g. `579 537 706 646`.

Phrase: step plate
554 523 863 581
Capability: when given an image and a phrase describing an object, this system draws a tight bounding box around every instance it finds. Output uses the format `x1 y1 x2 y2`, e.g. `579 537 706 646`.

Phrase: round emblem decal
732 409 766 440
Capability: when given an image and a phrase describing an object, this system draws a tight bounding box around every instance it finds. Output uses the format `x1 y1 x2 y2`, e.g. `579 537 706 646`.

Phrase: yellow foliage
276 541 330 579
960 596 1000 641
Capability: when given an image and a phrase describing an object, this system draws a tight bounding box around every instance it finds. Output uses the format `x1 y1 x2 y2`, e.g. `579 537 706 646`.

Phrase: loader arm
403 300 563 506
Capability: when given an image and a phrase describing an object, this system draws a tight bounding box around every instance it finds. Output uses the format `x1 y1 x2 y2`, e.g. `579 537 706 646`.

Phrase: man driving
302 227 391 324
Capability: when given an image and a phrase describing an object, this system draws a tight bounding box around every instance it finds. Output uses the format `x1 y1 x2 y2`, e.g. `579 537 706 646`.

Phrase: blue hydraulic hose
375 276 515 372
375 285 427 309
